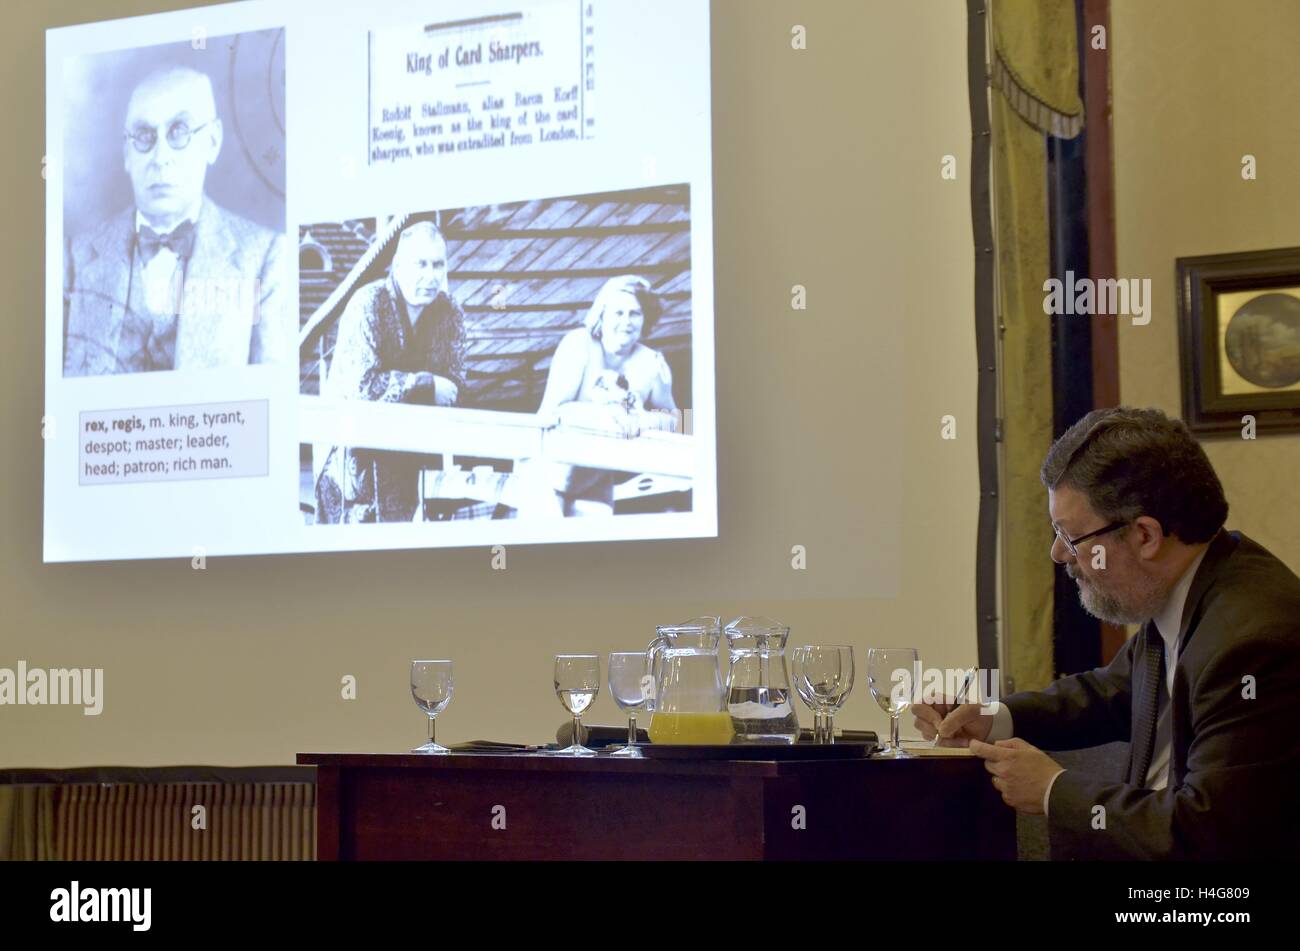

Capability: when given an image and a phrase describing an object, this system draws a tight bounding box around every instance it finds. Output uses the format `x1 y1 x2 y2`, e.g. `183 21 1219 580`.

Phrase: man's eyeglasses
124 119 213 154
1052 520 1128 557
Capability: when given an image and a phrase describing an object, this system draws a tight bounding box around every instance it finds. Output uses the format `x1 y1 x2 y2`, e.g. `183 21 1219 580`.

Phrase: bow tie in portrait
137 220 196 263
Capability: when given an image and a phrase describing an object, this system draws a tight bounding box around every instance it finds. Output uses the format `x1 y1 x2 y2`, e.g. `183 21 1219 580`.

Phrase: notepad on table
897 741 975 756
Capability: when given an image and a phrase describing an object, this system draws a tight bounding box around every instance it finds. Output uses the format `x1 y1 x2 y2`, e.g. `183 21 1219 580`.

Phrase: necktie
1129 624 1166 786
137 220 196 264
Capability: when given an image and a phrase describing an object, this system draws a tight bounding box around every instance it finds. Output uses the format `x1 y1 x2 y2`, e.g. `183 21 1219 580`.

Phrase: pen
933 667 977 747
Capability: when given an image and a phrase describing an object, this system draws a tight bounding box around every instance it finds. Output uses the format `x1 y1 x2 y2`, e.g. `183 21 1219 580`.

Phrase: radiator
2 782 316 860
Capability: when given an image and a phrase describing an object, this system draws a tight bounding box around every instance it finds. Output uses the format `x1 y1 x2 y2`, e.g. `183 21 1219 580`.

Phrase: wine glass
790 646 825 742
866 648 919 757
554 654 600 756
411 660 453 753
607 652 652 757
792 646 854 743
809 646 854 742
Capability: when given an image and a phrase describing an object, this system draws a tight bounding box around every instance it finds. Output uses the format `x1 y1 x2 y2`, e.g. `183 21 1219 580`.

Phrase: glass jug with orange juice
646 617 733 745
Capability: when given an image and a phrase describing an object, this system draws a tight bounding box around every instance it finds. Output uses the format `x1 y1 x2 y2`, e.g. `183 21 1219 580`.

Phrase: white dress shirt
985 547 1209 815
136 203 201 317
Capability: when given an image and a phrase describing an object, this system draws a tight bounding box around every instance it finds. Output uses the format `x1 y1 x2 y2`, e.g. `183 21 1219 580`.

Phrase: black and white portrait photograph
297 183 695 524
61 29 288 377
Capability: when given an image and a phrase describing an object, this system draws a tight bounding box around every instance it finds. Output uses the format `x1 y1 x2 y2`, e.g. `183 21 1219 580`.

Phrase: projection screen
44 0 715 562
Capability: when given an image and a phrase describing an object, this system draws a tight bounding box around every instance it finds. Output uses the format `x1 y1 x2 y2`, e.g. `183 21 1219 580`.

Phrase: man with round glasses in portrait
63 65 286 376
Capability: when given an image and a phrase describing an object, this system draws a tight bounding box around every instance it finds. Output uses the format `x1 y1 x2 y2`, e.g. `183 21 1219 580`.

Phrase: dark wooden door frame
1081 0 1126 664
969 0 999 674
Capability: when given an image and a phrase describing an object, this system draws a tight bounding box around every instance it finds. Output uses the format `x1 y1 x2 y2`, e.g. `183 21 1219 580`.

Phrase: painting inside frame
1177 247 1300 436
1215 287 1300 397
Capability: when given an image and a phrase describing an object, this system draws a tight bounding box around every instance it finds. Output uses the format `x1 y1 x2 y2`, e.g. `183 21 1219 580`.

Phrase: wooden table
298 751 1017 860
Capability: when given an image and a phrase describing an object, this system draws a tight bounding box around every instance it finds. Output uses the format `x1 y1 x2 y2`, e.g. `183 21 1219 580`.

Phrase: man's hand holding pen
914 699 1066 814
912 698 994 747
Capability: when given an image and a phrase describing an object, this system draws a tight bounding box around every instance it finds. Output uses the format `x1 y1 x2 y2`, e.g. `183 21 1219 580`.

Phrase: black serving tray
638 740 876 760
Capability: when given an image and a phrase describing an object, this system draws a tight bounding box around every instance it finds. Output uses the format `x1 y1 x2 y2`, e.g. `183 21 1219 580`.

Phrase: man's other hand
969 738 1063 815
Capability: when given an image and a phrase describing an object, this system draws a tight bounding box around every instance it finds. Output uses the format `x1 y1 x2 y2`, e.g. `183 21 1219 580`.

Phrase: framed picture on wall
1177 246 1300 436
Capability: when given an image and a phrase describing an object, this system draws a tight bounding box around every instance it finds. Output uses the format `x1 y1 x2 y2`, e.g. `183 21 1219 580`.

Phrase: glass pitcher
645 616 733 745
724 616 800 744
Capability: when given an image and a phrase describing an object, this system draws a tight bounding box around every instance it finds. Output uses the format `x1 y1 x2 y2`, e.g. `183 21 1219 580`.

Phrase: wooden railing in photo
300 396 695 514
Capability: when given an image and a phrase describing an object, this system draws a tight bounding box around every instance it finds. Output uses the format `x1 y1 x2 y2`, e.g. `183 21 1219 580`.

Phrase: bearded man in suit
63 65 286 375
914 407 1300 859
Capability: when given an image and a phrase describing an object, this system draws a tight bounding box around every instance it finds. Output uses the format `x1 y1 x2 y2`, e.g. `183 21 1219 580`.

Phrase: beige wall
2 0 977 766
1112 0 1300 571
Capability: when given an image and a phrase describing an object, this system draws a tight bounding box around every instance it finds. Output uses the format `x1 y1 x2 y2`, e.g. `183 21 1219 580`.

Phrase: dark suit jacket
63 198 287 375
1003 529 1300 860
